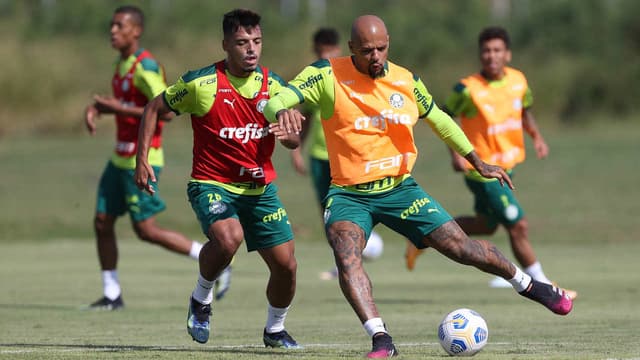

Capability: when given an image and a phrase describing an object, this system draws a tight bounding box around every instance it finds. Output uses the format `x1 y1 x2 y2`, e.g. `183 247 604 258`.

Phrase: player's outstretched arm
464 151 515 190
134 95 170 194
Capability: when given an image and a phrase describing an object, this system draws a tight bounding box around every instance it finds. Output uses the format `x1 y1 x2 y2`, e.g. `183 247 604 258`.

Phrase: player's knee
211 233 243 259
281 256 298 278
133 224 157 243
94 215 114 236
508 218 528 238
429 223 479 265
474 217 498 235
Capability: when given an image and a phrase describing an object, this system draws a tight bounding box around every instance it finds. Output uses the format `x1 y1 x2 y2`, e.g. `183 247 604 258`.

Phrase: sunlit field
1 121 639 359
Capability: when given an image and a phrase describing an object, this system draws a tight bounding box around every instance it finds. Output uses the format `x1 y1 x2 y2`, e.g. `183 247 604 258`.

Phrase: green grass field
1 120 639 359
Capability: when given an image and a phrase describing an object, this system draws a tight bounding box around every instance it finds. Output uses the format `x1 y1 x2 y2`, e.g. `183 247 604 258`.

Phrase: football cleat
187 297 211 344
263 328 302 349
519 280 573 315
86 295 124 311
214 265 232 300
367 333 398 358
405 242 424 271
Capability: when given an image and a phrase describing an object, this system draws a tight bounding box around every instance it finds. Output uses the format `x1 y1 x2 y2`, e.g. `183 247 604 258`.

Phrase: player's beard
242 64 258 73
368 63 385 79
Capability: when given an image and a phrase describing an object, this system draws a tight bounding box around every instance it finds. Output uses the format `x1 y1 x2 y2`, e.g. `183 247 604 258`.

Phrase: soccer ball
362 230 383 260
438 308 488 356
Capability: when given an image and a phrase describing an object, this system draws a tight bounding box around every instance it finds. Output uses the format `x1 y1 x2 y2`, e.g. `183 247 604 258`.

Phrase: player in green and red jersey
83 6 225 311
134 9 301 349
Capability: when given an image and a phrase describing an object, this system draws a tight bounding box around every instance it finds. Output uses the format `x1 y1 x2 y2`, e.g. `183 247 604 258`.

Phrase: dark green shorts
464 173 524 228
309 157 331 205
187 181 294 252
95 161 166 222
324 176 452 249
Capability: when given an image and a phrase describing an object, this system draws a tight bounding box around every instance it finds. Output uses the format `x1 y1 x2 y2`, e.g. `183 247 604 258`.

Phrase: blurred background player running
406 26 576 300
83 5 231 310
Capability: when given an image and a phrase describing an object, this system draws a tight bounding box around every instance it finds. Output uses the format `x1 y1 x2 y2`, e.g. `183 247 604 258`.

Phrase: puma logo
223 98 236 109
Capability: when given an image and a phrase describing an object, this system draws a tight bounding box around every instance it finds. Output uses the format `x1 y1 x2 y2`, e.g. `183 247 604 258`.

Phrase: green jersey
164 64 286 116
302 104 329 160
111 49 167 170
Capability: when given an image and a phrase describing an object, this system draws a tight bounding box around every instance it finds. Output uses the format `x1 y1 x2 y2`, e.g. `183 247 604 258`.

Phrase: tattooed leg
326 221 378 323
425 220 515 279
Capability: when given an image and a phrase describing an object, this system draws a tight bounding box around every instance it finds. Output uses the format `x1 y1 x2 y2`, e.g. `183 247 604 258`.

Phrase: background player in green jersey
83 5 230 310
290 27 384 281
135 9 301 349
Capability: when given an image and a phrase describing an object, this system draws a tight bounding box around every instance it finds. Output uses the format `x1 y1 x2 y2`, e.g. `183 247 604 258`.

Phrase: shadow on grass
0 303 78 311
0 343 333 357
323 297 435 305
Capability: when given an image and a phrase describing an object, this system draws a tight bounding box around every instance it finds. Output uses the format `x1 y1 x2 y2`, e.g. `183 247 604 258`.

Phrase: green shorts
464 172 524 228
187 181 294 252
309 157 331 205
96 161 166 222
324 176 452 249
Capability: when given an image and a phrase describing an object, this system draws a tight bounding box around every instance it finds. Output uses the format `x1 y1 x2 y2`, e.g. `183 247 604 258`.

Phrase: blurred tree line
1 0 638 136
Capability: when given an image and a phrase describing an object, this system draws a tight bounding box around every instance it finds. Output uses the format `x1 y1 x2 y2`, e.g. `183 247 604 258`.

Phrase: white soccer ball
438 308 488 356
362 230 383 260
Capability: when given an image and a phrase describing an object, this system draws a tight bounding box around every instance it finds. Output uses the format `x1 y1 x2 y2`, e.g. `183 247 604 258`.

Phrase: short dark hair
223 9 261 37
478 26 510 49
313 27 339 46
114 5 144 30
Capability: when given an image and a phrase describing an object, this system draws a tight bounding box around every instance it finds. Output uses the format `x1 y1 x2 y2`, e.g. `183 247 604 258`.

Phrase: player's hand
477 162 514 190
533 137 549 159
134 160 156 195
93 95 121 114
275 109 305 134
269 123 300 149
85 104 99 136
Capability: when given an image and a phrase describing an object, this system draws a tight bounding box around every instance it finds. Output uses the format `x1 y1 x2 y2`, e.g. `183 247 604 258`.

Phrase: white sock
192 274 214 304
265 304 289 333
101 270 121 300
524 261 551 284
189 241 203 260
363 317 387 337
507 265 532 293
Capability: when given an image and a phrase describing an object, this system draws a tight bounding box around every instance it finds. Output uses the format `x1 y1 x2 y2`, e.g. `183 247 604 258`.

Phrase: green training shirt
111 49 166 169
164 64 286 116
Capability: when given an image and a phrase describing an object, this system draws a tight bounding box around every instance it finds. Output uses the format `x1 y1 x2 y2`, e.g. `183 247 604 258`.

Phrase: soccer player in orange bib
422 26 575 299
265 15 573 358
